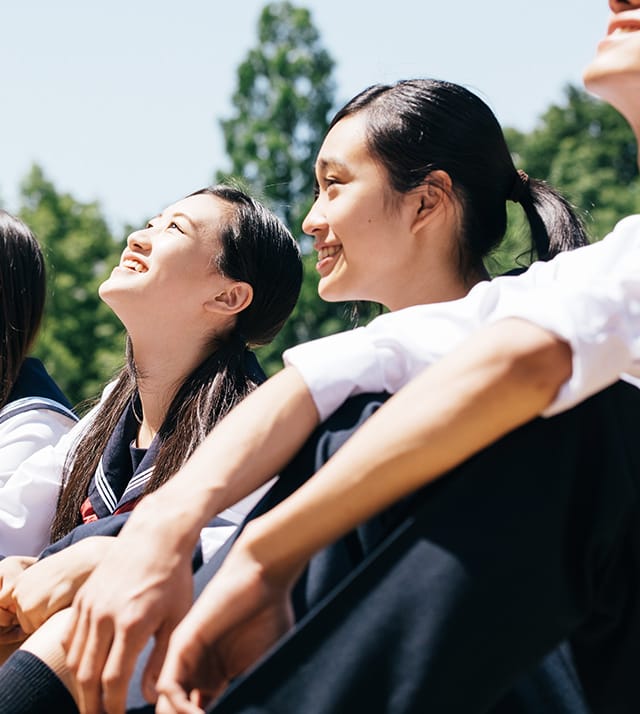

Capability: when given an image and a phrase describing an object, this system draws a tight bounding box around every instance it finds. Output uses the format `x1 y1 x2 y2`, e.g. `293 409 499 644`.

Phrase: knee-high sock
0 650 78 714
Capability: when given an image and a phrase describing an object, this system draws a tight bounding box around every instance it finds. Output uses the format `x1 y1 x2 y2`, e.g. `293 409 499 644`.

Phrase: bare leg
19 608 79 705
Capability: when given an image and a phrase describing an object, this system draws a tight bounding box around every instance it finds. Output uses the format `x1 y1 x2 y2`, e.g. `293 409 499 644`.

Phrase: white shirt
284 215 640 422
0 401 76 488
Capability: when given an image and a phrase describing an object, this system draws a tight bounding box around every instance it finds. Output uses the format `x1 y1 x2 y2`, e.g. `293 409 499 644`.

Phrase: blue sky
0 1 611 230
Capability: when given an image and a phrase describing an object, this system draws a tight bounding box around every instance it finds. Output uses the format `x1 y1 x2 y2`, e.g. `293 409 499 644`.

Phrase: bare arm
155 318 573 711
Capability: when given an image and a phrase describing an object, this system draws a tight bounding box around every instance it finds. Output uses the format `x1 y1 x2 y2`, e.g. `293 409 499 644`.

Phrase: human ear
411 170 454 233
204 282 254 316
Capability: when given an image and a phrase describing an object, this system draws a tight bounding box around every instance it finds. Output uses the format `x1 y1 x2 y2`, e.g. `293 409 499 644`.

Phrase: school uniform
283 214 640 424
40 396 242 568
0 357 77 487
40 349 273 563
0 350 269 559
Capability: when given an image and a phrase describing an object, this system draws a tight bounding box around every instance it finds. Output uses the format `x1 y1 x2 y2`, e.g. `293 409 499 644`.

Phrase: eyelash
144 220 183 233
313 177 339 199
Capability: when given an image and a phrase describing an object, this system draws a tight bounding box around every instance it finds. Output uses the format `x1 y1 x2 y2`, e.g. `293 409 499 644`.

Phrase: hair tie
508 170 530 204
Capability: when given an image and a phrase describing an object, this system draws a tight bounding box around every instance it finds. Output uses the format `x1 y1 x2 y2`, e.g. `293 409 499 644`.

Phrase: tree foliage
490 85 640 275
5 40 640 403
18 165 125 407
216 1 357 374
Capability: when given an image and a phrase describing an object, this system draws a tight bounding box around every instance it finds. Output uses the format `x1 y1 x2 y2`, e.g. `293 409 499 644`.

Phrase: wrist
125 490 203 556
239 517 309 593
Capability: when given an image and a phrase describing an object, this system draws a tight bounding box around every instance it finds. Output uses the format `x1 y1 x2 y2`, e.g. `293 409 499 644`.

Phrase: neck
129 332 213 447
384 259 483 312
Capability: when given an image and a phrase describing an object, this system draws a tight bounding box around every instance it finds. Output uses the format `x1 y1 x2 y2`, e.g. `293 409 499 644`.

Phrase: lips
607 16 640 38
315 244 342 277
119 252 148 273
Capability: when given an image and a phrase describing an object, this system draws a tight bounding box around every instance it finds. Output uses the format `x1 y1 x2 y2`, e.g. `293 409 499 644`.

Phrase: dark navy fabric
7 357 73 410
121 386 640 714
82 396 159 521
194 382 639 714
0 357 77 425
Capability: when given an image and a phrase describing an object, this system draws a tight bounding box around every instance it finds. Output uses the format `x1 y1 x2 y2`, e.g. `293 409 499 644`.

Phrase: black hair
0 210 46 408
330 79 588 278
51 186 302 540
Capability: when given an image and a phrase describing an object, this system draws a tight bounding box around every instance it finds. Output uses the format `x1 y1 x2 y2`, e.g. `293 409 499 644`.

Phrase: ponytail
511 173 589 262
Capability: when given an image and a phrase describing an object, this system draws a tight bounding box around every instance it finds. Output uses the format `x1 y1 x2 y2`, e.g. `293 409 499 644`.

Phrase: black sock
0 650 78 713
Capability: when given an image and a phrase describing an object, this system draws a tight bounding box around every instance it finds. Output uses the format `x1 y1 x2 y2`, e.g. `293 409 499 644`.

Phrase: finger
141 622 172 703
101 624 152 714
62 597 85 661
15 607 35 636
72 614 115 714
156 689 204 714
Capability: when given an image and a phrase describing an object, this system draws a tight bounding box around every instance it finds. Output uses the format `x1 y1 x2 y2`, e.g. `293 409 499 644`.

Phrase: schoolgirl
0 210 77 488
0 184 301 638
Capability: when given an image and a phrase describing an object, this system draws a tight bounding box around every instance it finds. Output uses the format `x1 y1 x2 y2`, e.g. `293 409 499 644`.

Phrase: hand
155 529 297 714
63 514 195 714
0 555 36 615
13 536 114 635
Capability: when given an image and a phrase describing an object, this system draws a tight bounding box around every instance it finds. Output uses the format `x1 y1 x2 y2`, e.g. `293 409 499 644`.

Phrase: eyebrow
316 157 350 174
151 210 199 231
170 211 198 231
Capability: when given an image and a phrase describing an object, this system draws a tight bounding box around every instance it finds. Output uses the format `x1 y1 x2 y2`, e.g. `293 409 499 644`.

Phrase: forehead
163 194 227 238
316 114 373 171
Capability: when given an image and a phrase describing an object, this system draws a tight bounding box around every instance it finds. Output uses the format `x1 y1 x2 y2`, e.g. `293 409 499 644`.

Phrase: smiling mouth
317 245 341 261
121 258 148 273
609 23 640 37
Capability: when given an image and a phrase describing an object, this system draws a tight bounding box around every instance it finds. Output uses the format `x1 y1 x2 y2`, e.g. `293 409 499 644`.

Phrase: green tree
216 1 357 374
18 165 126 407
493 85 640 275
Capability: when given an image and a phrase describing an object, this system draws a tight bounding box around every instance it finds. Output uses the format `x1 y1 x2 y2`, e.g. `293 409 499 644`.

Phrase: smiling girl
0 185 301 571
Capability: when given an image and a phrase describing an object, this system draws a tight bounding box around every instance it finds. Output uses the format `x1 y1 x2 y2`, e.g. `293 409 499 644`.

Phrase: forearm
124 367 320 555
239 319 572 581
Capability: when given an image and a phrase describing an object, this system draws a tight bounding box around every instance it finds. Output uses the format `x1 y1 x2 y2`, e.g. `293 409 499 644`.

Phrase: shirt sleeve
486 215 640 415
0 409 76 487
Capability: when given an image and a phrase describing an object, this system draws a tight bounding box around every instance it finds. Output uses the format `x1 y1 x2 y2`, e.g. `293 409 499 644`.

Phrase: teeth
318 246 341 260
122 259 147 273
612 26 638 35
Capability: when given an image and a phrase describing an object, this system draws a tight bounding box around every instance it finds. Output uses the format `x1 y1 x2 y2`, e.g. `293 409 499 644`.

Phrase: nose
302 197 328 240
610 0 640 11
126 227 152 252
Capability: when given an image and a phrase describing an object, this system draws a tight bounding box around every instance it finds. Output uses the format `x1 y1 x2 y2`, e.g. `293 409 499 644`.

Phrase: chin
584 44 640 92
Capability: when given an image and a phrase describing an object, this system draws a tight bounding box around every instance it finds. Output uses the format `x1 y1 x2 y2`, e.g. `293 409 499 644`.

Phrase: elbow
498 320 572 401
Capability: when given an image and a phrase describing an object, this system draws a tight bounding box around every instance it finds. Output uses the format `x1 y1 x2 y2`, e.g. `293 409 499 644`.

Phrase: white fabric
0 400 101 557
284 215 640 421
0 406 76 488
